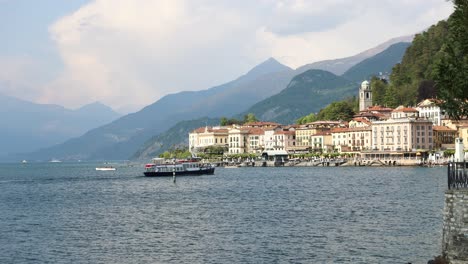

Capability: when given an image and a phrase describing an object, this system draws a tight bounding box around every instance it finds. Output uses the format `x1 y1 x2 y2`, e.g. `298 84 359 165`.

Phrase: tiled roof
243 121 281 127
433 126 457 132
248 128 265 135
392 107 418 113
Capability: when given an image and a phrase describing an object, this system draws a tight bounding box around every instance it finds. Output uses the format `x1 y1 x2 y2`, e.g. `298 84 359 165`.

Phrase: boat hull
144 167 215 177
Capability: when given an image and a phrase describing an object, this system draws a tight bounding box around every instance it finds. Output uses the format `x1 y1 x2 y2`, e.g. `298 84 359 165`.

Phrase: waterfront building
416 99 445 126
359 80 372 111
294 121 344 151
310 132 333 152
228 127 250 154
432 126 457 149
189 126 229 153
273 129 296 152
371 107 433 152
246 127 265 154
331 126 372 153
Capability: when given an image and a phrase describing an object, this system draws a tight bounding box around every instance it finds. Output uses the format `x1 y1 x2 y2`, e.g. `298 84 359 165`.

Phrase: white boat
49 159 62 163
21 160 27 164
96 167 116 171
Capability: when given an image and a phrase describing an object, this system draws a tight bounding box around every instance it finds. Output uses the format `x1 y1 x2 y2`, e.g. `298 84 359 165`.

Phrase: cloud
0 0 453 112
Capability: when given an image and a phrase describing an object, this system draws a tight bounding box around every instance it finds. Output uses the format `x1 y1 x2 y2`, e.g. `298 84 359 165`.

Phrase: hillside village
189 80 467 165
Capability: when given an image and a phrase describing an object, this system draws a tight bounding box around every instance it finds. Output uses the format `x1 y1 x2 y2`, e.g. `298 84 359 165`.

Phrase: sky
0 0 453 113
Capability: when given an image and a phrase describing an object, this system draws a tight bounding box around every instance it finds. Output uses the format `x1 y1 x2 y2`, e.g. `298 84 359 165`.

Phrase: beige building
432 126 457 149
228 128 250 154
295 121 344 151
189 126 229 153
274 129 296 152
331 127 372 153
372 111 433 152
247 127 265 154
310 132 333 152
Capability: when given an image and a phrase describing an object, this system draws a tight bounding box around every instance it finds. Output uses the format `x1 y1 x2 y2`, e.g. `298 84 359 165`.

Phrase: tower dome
361 80 370 90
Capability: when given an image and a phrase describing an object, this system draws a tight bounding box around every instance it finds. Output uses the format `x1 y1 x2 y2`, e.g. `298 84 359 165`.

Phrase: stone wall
442 189 468 264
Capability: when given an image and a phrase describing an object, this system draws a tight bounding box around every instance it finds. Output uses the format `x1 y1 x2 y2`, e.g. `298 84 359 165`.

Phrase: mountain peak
245 57 292 79
76 101 120 116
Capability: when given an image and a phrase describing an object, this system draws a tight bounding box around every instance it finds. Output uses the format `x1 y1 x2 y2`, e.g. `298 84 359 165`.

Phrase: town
189 80 468 166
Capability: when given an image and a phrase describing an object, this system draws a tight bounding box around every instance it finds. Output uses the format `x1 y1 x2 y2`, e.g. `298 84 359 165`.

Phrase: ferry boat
144 157 215 177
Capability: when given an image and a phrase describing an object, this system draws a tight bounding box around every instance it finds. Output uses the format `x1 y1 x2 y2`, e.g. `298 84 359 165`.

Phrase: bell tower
359 80 372 111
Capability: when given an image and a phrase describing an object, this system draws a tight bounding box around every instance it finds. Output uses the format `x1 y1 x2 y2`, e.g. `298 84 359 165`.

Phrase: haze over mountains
5 35 413 162
0 93 120 157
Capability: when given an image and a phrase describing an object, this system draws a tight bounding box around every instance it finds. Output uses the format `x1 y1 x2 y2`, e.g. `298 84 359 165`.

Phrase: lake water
0 163 446 263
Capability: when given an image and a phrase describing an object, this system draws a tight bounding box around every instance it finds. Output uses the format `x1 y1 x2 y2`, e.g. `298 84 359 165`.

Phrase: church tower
359 80 372 111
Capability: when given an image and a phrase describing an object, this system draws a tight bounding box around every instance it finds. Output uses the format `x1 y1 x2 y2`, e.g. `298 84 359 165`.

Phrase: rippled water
0 163 446 263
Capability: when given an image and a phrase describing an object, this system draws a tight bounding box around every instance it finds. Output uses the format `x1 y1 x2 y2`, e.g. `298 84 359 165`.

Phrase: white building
416 99 445 126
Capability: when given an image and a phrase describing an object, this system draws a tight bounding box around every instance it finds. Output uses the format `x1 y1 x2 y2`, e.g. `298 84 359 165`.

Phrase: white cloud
0 0 454 112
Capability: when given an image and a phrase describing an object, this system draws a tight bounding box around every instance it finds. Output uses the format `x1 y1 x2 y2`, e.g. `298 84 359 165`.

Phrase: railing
448 162 468 189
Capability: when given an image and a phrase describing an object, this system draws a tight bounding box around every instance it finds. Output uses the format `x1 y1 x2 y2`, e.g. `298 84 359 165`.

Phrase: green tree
434 0 468 119
244 113 258 123
370 77 387 105
220 117 228 126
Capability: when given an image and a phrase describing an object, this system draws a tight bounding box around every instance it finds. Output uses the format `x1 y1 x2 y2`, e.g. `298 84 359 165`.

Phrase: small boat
144 157 214 177
49 159 62 163
21 160 27 164
96 167 116 171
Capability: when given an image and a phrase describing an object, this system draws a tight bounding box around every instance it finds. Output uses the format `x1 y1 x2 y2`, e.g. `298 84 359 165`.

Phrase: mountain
131 117 220 160
297 34 414 75
12 58 295 161
0 94 121 158
341 42 411 82
127 39 414 159
15 35 414 162
239 69 356 124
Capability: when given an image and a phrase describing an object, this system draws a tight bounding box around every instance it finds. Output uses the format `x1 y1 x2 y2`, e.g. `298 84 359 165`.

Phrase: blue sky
0 0 453 113
0 0 89 64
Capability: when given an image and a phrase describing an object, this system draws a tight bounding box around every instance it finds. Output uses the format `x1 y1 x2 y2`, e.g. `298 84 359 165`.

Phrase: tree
434 0 468 119
220 117 228 126
370 77 387 106
244 113 258 123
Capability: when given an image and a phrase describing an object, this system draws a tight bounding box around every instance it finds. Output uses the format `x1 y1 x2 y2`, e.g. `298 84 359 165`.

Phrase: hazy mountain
14 34 414 162
131 117 220 160
0 94 120 158
239 69 356 124
296 34 414 75
12 58 295 161
341 42 411 82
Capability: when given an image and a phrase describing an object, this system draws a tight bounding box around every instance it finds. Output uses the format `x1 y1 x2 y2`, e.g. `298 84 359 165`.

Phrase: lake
0 163 446 263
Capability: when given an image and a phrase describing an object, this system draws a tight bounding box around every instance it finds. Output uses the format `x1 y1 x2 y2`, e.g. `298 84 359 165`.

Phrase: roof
417 98 443 107
352 117 372 125
243 121 281 127
275 130 295 135
248 127 265 135
392 106 418 113
331 127 349 133
433 126 457 132
364 105 394 112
